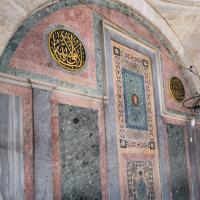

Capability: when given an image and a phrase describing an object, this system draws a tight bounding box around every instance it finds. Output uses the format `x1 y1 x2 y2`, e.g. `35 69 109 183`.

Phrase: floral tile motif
127 160 155 200
112 42 155 149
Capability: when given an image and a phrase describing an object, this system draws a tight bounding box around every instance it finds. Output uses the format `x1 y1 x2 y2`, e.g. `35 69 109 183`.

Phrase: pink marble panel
162 54 192 113
91 5 160 47
10 5 97 89
51 98 61 200
51 92 108 200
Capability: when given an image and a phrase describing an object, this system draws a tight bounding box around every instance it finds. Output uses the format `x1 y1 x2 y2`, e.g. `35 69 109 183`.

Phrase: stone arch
0 0 188 68
0 0 197 93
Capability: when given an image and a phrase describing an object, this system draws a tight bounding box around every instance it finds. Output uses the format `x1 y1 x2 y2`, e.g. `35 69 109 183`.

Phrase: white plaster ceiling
159 0 200 6
0 0 52 56
147 0 200 73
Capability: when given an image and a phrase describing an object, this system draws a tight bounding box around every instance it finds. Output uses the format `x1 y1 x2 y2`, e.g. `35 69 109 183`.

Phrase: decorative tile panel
127 160 155 200
112 42 155 149
166 124 190 200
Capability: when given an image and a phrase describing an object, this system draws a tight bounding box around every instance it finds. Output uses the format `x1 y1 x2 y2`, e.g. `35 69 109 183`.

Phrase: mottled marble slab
166 124 190 200
59 104 102 200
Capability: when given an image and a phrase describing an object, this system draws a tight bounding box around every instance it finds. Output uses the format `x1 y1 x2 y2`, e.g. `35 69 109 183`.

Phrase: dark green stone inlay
166 124 190 200
59 104 102 200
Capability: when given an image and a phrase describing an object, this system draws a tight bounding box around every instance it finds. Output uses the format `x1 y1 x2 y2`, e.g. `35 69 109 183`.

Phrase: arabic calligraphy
48 29 86 71
169 77 185 102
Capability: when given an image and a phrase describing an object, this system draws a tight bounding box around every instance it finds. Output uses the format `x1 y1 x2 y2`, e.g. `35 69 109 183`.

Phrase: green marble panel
59 104 102 200
166 124 190 200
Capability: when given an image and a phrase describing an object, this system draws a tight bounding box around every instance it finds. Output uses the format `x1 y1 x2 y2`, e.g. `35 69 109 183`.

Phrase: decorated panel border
127 160 155 199
120 153 158 200
112 41 156 149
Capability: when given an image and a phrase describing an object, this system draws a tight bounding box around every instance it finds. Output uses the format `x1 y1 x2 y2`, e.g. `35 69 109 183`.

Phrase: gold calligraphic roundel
48 29 86 71
169 77 185 102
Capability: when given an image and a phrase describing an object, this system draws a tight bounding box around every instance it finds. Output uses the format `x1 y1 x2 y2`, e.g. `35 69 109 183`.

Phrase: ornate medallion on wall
169 76 185 102
48 29 86 71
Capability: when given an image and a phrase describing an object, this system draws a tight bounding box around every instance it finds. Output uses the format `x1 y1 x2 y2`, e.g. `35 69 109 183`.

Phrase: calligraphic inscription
127 160 155 200
169 77 185 102
48 29 86 71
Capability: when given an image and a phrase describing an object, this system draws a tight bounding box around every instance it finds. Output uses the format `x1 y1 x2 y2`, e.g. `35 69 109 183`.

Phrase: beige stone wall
0 0 52 55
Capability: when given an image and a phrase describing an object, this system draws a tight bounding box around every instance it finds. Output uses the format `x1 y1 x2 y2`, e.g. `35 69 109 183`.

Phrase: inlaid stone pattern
122 68 147 130
112 43 155 149
166 124 190 200
59 104 102 200
127 160 155 200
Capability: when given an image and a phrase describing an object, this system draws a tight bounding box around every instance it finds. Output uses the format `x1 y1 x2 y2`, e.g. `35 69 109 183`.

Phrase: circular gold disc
48 29 86 71
169 76 185 102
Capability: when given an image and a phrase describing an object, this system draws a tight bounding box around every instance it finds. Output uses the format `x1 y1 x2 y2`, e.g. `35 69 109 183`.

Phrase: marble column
188 123 200 200
33 89 53 200
0 93 24 200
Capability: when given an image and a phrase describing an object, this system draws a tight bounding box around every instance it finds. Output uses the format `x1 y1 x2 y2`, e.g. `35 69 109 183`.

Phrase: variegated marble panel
166 124 190 200
59 104 102 200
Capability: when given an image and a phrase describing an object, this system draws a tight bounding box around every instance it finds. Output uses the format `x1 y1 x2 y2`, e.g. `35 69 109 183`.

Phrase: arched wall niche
0 0 189 67
0 0 198 93
0 0 194 95
0 1 199 200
